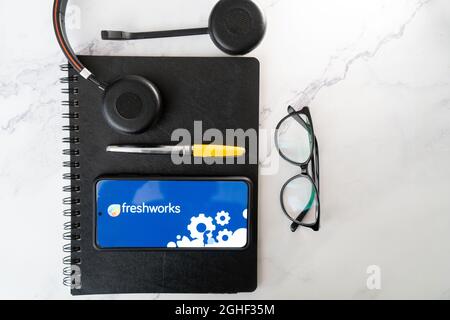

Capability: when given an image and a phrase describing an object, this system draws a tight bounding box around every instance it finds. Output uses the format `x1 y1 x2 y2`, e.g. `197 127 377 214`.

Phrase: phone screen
95 178 251 250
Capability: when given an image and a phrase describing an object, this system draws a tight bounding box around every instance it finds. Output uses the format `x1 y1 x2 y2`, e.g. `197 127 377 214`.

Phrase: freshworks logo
108 204 121 217
107 203 182 217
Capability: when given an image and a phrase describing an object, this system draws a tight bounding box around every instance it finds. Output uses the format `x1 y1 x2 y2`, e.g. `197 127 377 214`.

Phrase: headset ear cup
209 0 266 55
103 76 162 134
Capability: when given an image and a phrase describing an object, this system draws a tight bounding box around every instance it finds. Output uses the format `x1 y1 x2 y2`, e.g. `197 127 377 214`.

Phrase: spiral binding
61 64 82 289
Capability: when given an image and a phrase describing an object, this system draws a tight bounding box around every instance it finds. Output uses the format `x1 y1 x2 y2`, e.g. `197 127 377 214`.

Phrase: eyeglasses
275 106 320 232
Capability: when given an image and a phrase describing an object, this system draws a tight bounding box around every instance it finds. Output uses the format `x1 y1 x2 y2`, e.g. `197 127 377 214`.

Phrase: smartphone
95 177 252 250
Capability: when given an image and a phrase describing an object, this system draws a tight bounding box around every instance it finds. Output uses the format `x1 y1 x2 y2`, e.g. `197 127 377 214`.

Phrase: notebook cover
62 56 259 295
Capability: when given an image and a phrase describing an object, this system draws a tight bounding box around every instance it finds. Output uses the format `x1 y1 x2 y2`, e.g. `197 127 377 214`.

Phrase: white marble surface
0 0 449 299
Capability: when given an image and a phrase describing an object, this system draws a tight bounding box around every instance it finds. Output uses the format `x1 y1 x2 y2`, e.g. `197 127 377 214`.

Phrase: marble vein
288 0 432 109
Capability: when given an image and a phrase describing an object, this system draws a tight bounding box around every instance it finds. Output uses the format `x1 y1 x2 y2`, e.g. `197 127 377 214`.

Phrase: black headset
53 0 266 134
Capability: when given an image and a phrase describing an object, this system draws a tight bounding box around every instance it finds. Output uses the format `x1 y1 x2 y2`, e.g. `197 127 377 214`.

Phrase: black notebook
62 56 260 295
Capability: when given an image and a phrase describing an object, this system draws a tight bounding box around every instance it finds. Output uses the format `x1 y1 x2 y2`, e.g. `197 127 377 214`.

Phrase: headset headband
53 0 105 90
54 0 265 91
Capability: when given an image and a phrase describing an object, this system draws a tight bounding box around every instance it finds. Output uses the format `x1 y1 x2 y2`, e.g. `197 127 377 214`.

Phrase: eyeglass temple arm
290 189 316 232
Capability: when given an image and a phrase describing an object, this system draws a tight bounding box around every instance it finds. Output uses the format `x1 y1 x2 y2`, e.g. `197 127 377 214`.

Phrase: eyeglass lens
276 112 312 165
282 176 318 225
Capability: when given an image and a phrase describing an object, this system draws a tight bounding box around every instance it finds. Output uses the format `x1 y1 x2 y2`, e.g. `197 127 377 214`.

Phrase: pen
106 144 246 158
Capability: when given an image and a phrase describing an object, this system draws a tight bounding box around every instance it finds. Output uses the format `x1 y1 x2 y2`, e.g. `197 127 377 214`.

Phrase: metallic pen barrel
106 145 192 156
106 145 245 158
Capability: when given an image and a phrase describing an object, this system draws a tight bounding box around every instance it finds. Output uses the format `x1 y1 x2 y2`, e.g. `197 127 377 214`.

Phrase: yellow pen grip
192 145 246 158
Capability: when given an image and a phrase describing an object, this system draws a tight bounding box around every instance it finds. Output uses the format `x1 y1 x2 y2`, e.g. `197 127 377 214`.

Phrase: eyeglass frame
275 106 320 232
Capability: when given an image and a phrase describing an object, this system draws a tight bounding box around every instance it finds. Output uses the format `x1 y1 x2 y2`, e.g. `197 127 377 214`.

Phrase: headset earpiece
102 0 266 56
208 0 266 55
103 76 162 134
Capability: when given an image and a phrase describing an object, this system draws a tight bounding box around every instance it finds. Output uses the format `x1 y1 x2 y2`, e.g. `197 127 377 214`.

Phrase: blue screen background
96 180 249 249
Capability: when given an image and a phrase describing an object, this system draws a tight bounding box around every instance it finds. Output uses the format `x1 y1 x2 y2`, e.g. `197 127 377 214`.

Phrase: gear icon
187 213 216 240
216 229 233 243
215 211 231 226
